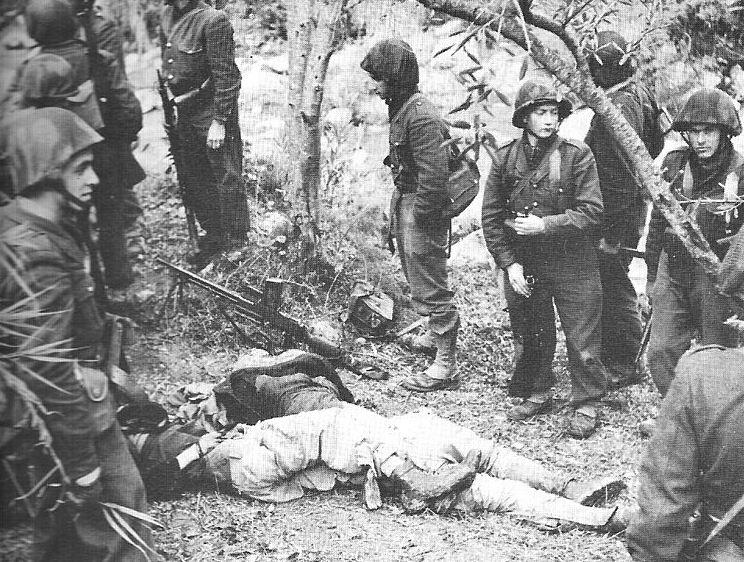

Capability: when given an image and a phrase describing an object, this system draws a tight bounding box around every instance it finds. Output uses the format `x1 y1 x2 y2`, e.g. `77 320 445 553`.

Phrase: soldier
360 39 460 392
645 88 744 397
482 79 608 439
160 0 248 267
0 107 151 560
627 231 744 560
23 0 145 290
585 31 664 387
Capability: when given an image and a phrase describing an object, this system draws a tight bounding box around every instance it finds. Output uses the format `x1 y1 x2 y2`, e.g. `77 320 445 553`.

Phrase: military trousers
504 239 608 404
177 111 249 250
648 251 737 396
598 236 643 374
34 423 151 562
393 193 459 335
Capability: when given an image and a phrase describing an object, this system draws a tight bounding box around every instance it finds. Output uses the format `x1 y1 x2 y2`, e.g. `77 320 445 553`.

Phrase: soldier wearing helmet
22 0 145 290
482 78 608 439
360 39 460 392
585 31 664 389
0 108 152 560
645 88 744 397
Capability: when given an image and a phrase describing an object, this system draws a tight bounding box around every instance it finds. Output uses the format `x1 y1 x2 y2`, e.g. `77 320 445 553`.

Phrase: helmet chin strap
56 184 91 214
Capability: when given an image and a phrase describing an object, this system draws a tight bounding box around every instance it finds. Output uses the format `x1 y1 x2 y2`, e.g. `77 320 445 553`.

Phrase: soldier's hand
506 263 531 298
513 214 546 236
198 432 221 456
207 120 226 150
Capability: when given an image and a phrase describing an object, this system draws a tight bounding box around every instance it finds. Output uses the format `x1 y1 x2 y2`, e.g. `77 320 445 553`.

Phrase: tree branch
416 0 722 279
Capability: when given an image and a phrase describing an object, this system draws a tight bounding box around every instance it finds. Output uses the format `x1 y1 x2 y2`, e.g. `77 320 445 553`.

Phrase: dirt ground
0 3 669 560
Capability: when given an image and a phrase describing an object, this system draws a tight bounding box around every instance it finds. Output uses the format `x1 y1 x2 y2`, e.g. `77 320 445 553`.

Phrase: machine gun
156 71 206 245
157 258 387 380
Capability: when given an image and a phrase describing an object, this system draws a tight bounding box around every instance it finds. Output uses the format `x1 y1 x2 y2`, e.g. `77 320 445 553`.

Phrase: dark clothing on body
0 200 150 561
482 133 608 403
627 345 744 561
160 0 248 248
586 80 660 373
646 144 744 395
37 38 144 287
386 91 459 335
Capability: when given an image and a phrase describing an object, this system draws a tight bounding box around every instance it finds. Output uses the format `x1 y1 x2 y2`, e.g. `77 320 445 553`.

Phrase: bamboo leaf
107 504 158 556
449 98 473 114
433 44 454 58
519 55 529 80
492 88 512 106
101 505 152 561
450 120 472 129
102 502 165 529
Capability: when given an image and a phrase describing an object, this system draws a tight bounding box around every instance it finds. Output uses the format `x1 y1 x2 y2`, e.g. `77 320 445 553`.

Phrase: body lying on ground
123 350 628 532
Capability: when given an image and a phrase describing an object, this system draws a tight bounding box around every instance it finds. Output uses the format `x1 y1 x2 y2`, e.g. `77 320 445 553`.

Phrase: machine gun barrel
157 259 383 376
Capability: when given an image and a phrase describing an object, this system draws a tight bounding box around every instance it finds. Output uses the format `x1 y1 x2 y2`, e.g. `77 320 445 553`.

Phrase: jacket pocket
176 41 208 81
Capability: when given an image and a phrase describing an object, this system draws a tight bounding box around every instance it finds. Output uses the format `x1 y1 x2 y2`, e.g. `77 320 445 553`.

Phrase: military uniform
586 75 661 376
0 108 150 559
23 0 145 289
387 92 459 337
645 89 744 396
482 131 607 405
160 0 248 252
627 345 744 561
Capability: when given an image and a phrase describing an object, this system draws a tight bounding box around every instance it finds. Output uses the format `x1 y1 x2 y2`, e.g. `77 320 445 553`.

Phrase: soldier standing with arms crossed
160 0 248 268
482 79 608 439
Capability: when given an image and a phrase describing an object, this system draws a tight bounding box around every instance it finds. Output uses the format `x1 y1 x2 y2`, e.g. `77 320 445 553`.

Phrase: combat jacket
586 80 661 245
160 0 241 122
482 133 604 269
0 201 104 481
646 146 744 281
386 92 449 224
39 39 143 142
627 345 744 561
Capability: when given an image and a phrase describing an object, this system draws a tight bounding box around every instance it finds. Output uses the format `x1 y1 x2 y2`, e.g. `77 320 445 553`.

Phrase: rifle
157 258 387 380
156 70 201 245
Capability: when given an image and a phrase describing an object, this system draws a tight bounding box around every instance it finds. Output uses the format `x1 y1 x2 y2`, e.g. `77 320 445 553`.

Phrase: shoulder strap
501 140 519 180
549 147 561 189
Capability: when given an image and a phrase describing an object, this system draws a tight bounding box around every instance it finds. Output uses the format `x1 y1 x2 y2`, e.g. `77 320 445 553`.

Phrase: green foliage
668 0 744 63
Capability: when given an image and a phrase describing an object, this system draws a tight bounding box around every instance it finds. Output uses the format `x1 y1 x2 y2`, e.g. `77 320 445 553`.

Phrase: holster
75 364 116 434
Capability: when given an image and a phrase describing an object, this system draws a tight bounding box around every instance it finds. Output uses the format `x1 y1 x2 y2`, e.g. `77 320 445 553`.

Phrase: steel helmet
0 107 102 196
25 0 78 46
672 88 742 137
512 79 572 128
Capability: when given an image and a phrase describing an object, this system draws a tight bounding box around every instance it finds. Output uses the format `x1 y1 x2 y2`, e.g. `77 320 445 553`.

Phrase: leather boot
425 327 457 380
398 330 437 357
390 456 477 514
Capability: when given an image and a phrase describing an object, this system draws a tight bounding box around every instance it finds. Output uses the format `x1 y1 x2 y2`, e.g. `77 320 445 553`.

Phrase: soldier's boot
390 451 479 514
398 329 437 357
401 326 459 392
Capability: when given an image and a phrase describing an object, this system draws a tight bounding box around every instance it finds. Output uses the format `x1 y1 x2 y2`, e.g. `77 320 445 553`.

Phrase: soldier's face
372 78 390 100
61 150 98 210
524 104 559 138
687 124 722 160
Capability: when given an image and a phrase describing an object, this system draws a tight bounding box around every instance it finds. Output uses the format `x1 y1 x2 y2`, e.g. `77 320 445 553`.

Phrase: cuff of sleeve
542 216 559 236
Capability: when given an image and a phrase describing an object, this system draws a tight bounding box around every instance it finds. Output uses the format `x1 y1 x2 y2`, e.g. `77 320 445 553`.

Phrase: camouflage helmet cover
512 79 572 128
672 88 742 137
0 107 102 195
21 53 81 103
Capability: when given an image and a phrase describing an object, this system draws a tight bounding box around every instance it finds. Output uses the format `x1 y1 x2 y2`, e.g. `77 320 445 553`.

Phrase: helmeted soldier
628 228 744 560
645 88 744 396
585 31 664 387
159 0 248 267
360 39 461 392
23 0 145 290
482 78 608 438
0 107 151 561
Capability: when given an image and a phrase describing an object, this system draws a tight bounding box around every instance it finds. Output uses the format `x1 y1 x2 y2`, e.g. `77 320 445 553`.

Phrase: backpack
442 125 481 219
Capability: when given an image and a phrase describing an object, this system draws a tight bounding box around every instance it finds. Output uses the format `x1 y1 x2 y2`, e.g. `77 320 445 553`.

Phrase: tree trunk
416 0 723 280
285 0 348 261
